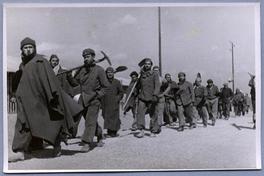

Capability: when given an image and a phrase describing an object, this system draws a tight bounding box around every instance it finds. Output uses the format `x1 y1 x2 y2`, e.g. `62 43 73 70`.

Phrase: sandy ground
6 110 258 171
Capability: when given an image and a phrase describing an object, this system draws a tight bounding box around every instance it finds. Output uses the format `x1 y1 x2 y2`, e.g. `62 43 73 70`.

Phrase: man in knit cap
72 48 109 152
101 67 124 137
9 37 82 162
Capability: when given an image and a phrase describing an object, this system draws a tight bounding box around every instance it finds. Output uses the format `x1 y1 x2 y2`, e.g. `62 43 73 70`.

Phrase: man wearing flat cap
101 67 124 137
72 48 109 152
205 79 219 126
220 83 233 120
124 71 139 131
136 58 161 138
172 72 196 131
9 37 82 162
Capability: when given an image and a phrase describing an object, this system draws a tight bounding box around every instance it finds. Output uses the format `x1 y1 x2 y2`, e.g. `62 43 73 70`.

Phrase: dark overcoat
15 54 82 145
101 78 124 131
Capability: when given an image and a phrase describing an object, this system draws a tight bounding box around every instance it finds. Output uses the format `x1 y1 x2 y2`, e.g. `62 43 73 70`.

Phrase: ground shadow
231 123 254 130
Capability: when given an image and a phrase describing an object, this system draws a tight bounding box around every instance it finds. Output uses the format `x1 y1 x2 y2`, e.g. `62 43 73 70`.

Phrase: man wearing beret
9 37 82 162
220 83 233 120
136 58 161 138
72 48 109 152
101 67 124 137
205 79 220 126
172 72 196 132
123 71 139 131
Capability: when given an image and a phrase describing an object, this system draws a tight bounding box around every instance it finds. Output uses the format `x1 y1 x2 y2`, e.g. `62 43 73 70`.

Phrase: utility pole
158 6 162 76
230 41 235 92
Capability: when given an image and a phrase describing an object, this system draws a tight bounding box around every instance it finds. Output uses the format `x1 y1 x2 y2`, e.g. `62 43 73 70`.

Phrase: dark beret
178 72 186 77
106 67 114 73
130 71 138 77
207 79 213 83
82 48 95 57
138 58 153 67
49 54 59 61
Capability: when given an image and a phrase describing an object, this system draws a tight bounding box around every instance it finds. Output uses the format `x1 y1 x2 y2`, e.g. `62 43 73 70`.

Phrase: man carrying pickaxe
69 48 110 152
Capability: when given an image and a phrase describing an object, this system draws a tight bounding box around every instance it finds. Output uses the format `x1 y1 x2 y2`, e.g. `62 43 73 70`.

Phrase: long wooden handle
122 74 141 110
57 65 85 76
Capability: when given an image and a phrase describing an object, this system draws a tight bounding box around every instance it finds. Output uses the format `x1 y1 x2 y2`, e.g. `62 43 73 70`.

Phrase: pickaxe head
100 51 112 66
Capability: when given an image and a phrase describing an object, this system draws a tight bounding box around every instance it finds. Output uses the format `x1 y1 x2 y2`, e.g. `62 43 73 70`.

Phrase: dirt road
7 111 258 172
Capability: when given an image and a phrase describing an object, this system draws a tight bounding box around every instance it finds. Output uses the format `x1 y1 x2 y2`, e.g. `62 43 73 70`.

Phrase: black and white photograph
3 2 261 173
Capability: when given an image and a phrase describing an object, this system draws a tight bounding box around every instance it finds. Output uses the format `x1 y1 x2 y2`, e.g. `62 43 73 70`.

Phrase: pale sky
5 4 258 93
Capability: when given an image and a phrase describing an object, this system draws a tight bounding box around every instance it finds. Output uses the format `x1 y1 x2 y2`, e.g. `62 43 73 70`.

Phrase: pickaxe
57 51 112 76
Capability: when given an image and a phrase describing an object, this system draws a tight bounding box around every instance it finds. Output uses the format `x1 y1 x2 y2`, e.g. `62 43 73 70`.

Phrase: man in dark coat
123 71 139 131
136 58 161 138
162 73 177 126
248 75 256 129
205 79 219 126
193 77 208 127
9 37 82 162
172 72 196 132
49 54 79 97
72 48 109 152
220 83 233 120
101 67 124 137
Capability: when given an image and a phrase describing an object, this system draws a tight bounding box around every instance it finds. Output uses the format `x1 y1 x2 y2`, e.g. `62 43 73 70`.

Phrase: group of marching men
8 37 256 162
122 61 256 137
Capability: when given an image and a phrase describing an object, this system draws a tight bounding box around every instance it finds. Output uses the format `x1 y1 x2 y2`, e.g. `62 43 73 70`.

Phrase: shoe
97 140 104 147
212 121 215 126
253 124 256 129
53 145 61 157
110 133 119 138
130 127 137 131
189 123 196 129
178 126 184 132
136 130 144 138
203 124 207 128
8 152 25 162
170 122 177 127
150 133 157 137
80 144 91 152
